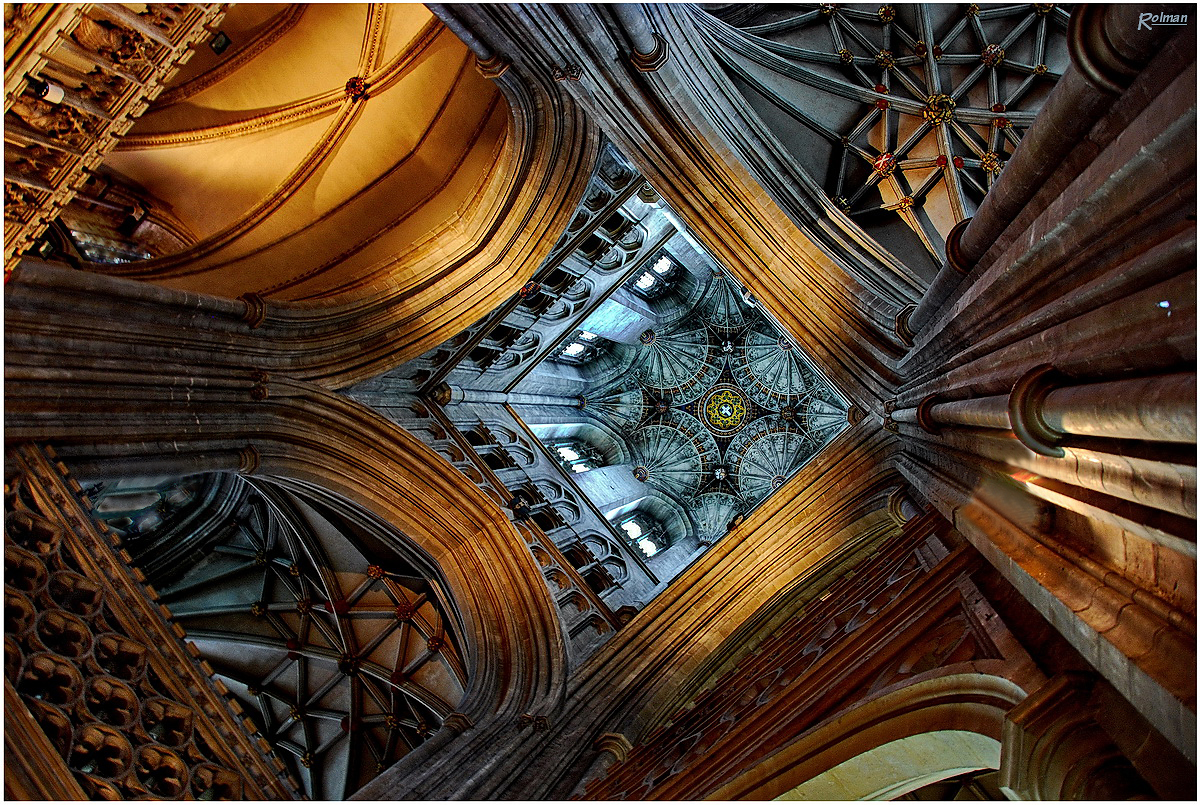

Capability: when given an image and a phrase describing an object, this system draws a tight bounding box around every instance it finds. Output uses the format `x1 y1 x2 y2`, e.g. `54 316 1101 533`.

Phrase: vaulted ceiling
88 472 466 799
89 4 511 300
514 253 850 549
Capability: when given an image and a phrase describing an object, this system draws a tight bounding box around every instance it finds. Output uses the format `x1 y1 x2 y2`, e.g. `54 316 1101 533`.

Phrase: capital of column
441 712 474 733
1000 674 1152 799
915 394 943 435
1066 5 1141 94
475 53 511 79
894 303 917 346
630 32 669 72
886 486 920 525
429 382 453 406
612 4 670 72
593 731 633 762
237 445 260 476
238 292 267 329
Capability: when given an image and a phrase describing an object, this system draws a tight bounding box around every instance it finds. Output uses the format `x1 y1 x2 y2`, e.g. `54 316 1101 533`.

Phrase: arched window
626 253 680 300
619 514 665 558
555 440 603 473
554 329 607 365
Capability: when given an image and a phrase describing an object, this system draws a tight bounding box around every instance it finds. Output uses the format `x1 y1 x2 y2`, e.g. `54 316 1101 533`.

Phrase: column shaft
1042 373 1196 443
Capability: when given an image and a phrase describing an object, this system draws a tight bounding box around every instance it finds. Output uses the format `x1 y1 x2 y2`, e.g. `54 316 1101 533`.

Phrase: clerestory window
554 330 606 365
555 441 602 474
619 515 663 557
626 253 679 300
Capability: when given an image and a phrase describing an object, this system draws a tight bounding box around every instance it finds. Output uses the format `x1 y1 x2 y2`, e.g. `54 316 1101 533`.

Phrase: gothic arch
4 379 570 755
6 17 602 393
708 671 1029 800
774 729 1001 800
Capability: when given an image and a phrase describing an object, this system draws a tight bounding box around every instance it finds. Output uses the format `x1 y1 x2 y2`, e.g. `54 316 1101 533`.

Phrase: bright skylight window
563 341 586 357
635 272 656 290
621 520 643 540
638 537 658 557
579 330 598 341
571 463 590 473
557 446 580 462
651 256 673 275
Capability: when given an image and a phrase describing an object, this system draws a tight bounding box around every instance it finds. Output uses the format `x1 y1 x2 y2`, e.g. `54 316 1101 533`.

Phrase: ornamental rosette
344 75 370 100
981 151 1004 174
872 151 897 177
981 43 1005 66
922 93 956 124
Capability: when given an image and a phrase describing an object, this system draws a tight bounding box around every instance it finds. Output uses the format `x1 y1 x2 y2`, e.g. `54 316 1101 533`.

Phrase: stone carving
4 449 297 799
4 181 43 223
4 3 42 43
8 95 93 143
585 518 997 800
72 15 152 70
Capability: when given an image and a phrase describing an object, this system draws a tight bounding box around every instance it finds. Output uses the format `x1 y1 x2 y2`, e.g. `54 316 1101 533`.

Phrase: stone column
894 372 1196 446
903 5 1183 341
438 385 582 408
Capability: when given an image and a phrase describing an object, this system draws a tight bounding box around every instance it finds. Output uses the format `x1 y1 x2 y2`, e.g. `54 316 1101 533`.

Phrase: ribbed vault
80 5 513 301
90 473 467 799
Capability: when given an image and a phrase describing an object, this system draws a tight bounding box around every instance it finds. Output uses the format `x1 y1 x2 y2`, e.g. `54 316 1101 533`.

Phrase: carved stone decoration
1000 674 1154 799
72 15 154 70
921 93 956 124
4 4 225 271
552 64 583 82
344 75 371 101
4 4 47 52
630 32 669 73
7 95 93 143
3 444 300 800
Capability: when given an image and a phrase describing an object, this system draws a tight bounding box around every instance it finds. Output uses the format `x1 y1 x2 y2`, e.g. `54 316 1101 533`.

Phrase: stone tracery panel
583 511 1031 801
4 445 298 800
95 476 470 801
